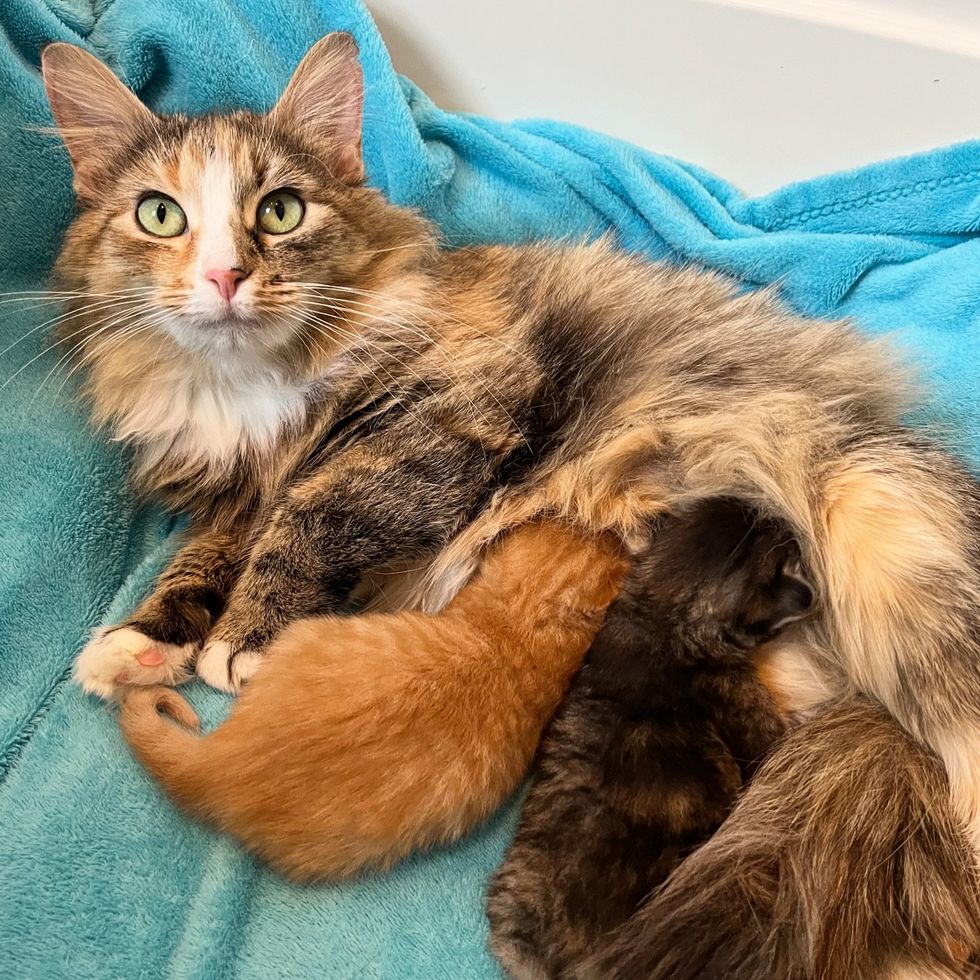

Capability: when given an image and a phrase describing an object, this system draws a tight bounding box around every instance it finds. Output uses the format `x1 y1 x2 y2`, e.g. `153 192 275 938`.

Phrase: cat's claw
75 626 196 700
196 640 264 693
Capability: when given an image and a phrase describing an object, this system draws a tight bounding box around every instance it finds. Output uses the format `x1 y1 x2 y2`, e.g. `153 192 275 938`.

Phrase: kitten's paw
75 626 196 700
196 640 264 694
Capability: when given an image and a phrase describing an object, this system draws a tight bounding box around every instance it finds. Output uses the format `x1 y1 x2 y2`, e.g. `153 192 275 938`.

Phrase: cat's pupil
274 199 285 221
155 202 166 225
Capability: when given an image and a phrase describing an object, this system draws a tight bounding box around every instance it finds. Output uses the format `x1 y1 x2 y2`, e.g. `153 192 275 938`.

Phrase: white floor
369 0 980 195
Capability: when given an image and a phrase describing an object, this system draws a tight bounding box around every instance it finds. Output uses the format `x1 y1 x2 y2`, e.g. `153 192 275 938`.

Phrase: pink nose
205 267 248 303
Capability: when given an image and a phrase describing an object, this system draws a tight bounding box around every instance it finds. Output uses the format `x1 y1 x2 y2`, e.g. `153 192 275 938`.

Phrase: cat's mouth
157 302 304 359
182 302 270 332
198 308 261 328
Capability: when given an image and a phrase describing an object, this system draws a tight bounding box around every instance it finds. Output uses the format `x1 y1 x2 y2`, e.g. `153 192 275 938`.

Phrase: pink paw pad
137 648 166 667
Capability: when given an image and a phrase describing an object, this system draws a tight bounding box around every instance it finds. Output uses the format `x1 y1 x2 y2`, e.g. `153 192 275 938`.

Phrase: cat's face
642 500 814 653
56 114 369 357
41 34 429 365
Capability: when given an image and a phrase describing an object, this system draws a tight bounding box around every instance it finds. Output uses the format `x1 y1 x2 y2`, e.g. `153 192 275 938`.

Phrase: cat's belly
753 638 844 722
353 550 481 614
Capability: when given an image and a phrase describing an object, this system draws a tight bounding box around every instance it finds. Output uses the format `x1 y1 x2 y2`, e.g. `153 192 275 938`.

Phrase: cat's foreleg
75 528 243 699
197 431 496 691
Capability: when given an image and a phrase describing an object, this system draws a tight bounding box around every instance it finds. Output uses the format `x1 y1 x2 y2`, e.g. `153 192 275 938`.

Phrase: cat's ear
41 43 154 201
271 32 364 185
756 559 814 637
731 554 814 649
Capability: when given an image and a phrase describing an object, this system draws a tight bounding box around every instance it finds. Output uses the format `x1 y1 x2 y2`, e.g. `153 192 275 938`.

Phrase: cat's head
640 498 814 654
39 34 433 467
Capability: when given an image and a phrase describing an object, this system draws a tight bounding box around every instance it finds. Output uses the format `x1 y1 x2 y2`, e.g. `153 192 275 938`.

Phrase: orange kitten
118 523 628 880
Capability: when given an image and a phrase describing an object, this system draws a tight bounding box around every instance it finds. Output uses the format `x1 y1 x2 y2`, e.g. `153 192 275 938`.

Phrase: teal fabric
3 1 980 977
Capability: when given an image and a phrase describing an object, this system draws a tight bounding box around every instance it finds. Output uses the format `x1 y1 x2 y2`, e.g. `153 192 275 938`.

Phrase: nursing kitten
486 497 812 979
118 522 628 880
39 32 980 959
584 699 980 980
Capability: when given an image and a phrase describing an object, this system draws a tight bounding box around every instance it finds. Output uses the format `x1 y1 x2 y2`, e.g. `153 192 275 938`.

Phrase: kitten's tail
579 699 980 980
117 687 210 807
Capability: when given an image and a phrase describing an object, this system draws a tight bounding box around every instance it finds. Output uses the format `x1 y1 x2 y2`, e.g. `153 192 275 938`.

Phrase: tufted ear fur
270 32 364 185
41 43 154 201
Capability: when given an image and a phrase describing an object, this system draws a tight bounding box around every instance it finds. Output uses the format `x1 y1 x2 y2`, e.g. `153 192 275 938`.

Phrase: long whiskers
294 296 485 438
55 316 165 402
294 298 438 395
294 292 501 440
297 311 450 446
0 292 153 363
48 312 166 403
30 303 161 403
293 280 529 359
0 286 146 305
2 298 158 395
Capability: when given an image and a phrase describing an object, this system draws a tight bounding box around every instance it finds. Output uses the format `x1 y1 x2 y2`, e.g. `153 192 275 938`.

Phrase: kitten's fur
487 498 812 979
117 522 627 880
40 34 980 966
582 699 980 980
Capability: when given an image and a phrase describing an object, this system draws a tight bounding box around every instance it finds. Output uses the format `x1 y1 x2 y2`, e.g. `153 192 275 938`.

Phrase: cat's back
436 238 911 427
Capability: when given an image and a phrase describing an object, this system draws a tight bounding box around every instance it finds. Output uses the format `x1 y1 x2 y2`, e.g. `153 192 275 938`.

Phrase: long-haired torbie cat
41 33 980 969
487 497 812 979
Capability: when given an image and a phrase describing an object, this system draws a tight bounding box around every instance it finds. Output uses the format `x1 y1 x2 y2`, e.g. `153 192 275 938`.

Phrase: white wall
369 0 980 195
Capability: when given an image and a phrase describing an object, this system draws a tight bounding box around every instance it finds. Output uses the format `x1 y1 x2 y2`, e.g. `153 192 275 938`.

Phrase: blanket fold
2 1 980 976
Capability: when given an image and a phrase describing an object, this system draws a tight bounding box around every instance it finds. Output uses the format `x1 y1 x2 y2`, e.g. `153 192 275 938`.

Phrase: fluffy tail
116 687 210 810
708 420 980 848
579 699 980 980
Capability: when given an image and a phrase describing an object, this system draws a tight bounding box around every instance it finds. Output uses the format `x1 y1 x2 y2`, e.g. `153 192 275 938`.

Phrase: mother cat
40 32 980 972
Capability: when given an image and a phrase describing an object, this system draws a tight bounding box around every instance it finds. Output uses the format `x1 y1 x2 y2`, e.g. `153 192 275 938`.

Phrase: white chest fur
111 353 312 472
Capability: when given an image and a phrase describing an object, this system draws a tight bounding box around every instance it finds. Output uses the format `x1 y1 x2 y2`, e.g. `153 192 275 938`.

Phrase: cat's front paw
195 640 265 694
75 626 196 700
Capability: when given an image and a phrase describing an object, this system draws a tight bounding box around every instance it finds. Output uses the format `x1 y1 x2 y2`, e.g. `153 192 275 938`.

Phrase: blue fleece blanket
3 1 980 977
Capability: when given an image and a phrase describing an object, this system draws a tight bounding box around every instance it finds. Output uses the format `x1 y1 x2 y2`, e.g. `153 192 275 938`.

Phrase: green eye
257 190 304 234
136 195 187 237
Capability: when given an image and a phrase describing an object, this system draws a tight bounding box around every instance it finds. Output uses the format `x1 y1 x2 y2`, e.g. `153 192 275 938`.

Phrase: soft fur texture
37 31 980 957
117 523 627 880
581 699 980 980
486 498 811 979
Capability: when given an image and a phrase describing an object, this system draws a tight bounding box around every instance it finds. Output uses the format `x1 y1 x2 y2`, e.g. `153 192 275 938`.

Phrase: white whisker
295 298 438 395
295 286 527 443
296 293 496 438
30 304 159 403
0 293 153 362
302 316 450 447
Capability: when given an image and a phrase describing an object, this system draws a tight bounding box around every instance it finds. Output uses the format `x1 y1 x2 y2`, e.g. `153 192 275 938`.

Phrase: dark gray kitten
486 497 813 979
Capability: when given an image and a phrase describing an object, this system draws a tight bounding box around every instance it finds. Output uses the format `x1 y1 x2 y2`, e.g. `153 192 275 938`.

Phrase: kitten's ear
765 560 814 633
41 43 153 201
271 32 364 184
732 555 814 649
